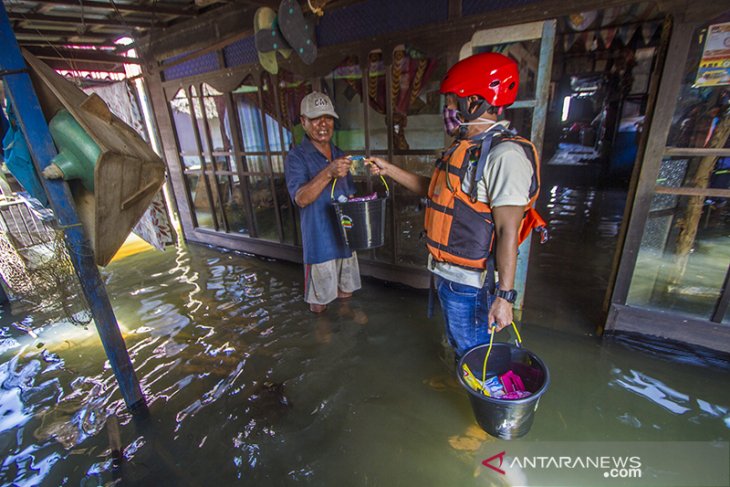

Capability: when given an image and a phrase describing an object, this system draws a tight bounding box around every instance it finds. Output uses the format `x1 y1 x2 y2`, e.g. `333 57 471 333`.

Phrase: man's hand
487 297 513 332
328 157 352 178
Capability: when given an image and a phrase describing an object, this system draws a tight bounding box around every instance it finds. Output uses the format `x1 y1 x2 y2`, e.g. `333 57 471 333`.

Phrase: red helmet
439 52 519 107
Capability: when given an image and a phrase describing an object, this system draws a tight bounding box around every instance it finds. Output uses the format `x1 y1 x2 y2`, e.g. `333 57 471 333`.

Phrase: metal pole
0 3 146 413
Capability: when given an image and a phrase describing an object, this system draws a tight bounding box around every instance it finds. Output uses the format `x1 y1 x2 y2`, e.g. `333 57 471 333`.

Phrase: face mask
442 106 462 136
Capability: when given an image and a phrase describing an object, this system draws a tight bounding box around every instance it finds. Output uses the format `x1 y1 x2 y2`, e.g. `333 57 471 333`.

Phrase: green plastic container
48 109 101 192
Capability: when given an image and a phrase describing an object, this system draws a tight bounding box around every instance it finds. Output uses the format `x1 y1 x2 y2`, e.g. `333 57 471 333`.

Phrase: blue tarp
2 97 48 206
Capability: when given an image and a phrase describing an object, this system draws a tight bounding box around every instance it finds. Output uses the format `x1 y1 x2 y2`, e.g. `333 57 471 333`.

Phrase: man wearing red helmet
369 52 541 358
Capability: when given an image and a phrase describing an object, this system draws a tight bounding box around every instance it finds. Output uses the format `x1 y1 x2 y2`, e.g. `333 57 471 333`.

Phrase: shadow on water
0 243 729 486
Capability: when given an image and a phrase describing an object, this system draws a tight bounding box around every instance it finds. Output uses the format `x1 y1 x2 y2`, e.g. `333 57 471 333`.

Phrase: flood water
1 241 729 486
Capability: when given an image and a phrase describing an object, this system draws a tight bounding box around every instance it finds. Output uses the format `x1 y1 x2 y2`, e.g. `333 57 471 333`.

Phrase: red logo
482 451 507 475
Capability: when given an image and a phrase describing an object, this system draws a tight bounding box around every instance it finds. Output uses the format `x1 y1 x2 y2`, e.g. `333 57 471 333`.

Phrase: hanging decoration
617 24 638 45
564 32 579 52
600 6 623 27
567 11 598 31
641 21 660 46
599 28 618 49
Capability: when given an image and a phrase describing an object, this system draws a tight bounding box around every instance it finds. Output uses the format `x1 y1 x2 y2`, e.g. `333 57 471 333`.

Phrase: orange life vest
424 133 546 271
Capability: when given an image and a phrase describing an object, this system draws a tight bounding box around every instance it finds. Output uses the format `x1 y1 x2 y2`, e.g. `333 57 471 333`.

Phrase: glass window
322 57 365 152
270 154 285 175
277 70 311 147
186 173 214 230
202 84 232 153
391 47 446 152
181 155 202 171
189 85 210 155
364 47 446 153
249 175 278 242
213 155 233 173
233 75 266 153
627 195 729 319
666 22 730 149
504 107 534 140
393 155 431 266
207 173 226 230
244 155 268 174
221 173 249 235
169 88 199 157
274 177 296 245
366 49 389 152
261 72 287 153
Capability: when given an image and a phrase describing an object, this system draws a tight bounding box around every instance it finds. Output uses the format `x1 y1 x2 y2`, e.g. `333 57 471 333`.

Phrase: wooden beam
665 147 730 157
139 2 259 61
39 58 126 73
606 304 730 354
12 26 116 39
24 46 140 65
17 40 118 50
654 186 730 198
159 29 252 70
36 0 195 17
9 12 156 30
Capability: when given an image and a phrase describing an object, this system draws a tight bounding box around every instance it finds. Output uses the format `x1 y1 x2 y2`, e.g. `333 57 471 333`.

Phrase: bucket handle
330 174 390 201
481 321 523 394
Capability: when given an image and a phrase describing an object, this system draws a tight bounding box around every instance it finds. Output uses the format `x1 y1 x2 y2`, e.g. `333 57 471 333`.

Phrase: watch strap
494 288 517 303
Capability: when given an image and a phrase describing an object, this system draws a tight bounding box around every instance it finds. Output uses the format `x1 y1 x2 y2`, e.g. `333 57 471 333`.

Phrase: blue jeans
435 275 494 358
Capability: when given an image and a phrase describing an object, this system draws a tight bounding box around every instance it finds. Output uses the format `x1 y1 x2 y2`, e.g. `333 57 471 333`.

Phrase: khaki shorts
304 254 362 305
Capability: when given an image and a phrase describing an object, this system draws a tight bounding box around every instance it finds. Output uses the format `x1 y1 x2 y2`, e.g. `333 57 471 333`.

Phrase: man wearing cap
285 92 361 313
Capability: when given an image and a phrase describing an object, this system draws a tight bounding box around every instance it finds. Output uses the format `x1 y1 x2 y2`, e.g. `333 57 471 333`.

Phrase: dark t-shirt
285 136 355 264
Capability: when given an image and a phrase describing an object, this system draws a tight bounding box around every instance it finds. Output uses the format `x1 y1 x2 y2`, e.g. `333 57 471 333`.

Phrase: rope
330 173 389 201
480 321 523 395
481 325 496 389
307 0 325 17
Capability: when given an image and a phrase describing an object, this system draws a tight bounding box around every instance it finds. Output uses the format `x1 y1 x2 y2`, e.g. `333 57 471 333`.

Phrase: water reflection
610 368 730 425
0 244 728 485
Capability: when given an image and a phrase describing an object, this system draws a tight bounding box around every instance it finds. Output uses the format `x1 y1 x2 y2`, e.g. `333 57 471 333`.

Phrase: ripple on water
2 243 728 486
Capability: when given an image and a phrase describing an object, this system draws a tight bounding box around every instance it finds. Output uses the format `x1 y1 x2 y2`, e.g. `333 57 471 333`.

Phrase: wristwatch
494 288 518 304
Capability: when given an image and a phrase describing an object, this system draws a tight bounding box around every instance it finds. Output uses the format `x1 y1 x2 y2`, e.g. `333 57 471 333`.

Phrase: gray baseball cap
300 91 339 119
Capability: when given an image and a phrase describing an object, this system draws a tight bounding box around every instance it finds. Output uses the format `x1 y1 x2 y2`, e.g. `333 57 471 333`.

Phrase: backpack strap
468 124 516 201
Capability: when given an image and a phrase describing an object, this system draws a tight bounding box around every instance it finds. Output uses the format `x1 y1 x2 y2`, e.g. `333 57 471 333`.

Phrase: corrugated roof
3 0 247 75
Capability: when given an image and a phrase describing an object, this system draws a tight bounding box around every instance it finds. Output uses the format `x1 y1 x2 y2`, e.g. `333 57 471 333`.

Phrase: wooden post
0 4 146 413
0 274 8 304
668 113 730 287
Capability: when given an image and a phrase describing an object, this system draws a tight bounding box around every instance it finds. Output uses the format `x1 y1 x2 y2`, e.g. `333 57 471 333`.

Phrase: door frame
459 19 557 311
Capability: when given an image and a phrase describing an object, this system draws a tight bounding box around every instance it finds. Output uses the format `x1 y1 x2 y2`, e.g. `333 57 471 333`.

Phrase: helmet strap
457 96 489 122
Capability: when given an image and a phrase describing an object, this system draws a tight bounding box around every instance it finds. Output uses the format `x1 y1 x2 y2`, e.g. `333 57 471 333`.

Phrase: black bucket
332 176 388 251
457 342 550 439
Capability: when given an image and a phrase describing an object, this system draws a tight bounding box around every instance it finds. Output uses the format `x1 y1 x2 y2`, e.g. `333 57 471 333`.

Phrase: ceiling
2 1 282 75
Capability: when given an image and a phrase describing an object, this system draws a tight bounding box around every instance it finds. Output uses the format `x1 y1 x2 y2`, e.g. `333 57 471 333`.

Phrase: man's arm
368 157 430 197
488 205 524 332
294 157 352 208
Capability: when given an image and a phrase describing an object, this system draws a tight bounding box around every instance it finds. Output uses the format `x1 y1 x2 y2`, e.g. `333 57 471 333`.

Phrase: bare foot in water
337 291 352 299
309 303 327 313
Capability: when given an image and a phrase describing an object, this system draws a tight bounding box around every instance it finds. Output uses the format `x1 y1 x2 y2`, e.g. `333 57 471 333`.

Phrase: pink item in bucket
502 390 532 400
348 193 378 202
499 370 525 394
